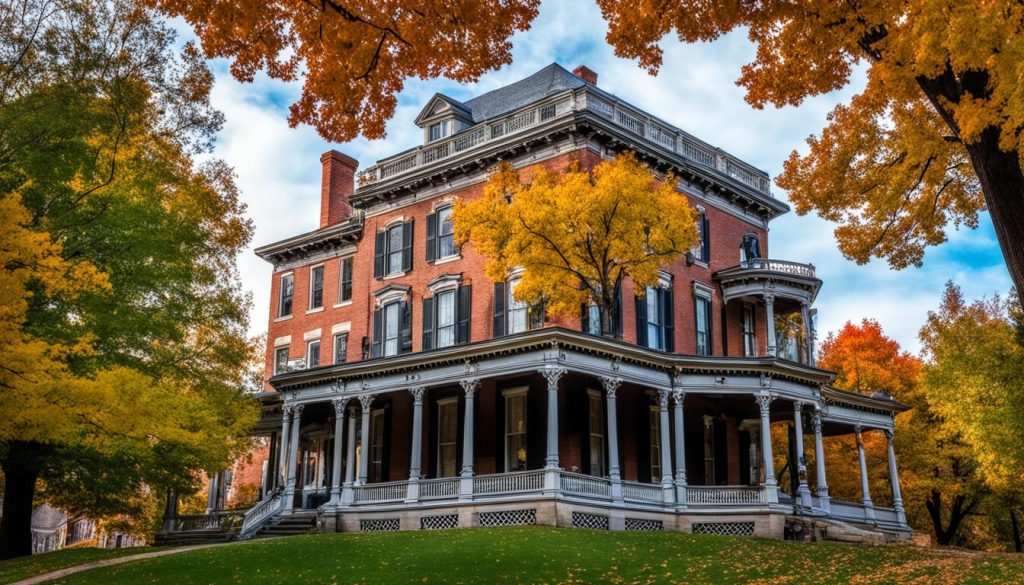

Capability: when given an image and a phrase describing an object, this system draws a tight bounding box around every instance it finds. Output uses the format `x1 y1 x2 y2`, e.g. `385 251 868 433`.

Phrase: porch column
459 379 479 500
800 302 815 366
756 393 778 504
793 401 813 508
406 387 425 502
855 425 876 522
341 405 358 505
812 409 830 514
283 403 304 512
541 367 566 493
600 376 623 501
357 395 373 485
764 294 777 357
277 406 292 491
205 471 218 514
671 387 688 506
159 489 179 534
884 429 907 526
658 389 674 504
328 398 348 506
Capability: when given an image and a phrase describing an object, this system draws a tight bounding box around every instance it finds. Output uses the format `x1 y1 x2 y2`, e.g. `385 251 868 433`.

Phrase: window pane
310 266 324 309
436 291 456 348
275 347 289 374
334 334 347 364
387 225 403 275
371 410 385 482
589 394 604 477
340 257 352 302
508 278 527 334
505 394 527 471
279 274 294 316
438 401 458 477
696 296 710 356
587 305 600 335
438 207 457 259
307 341 320 367
650 408 661 480
384 302 400 357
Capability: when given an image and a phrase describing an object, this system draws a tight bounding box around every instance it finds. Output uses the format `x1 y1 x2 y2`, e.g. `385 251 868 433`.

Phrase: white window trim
303 328 322 341
306 339 321 368
434 204 459 261
332 332 348 365
273 335 291 348
278 271 295 318
587 389 605 476
331 322 351 335
427 273 461 295
308 263 325 311
436 397 459 477
502 386 529 473
336 255 355 307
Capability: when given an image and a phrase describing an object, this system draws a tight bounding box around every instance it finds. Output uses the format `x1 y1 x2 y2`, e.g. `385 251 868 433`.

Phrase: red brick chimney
573 65 598 86
319 150 358 228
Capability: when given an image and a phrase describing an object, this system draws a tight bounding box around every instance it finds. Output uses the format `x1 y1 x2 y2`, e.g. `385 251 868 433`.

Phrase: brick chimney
573 65 598 86
319 150 359 228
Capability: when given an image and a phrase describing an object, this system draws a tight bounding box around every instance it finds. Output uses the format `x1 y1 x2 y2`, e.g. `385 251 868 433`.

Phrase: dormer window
428 121 449 142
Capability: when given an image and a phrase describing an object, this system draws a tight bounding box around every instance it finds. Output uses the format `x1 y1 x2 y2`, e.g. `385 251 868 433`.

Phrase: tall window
370 409 385 482
742 304 756 357
740 233 761 264
504 389 528 471
435 290 456 348
333 333 348 364
309 265 324 310
703 416 716 484
274 347 289 374
437 399 458 477
588 390 605 477
383 302 401 357
303 437 326 487
374 220 412 278
695 293 712 356
428 121 448 142
338 257 353 303
306 339 320 368
508 277 528 334
637 275 673 351
646 287 662 349
278 273 294 317
387 224 404 275
693 209 710 263
437 207 456 259
649 406 661 481
586 305 601 336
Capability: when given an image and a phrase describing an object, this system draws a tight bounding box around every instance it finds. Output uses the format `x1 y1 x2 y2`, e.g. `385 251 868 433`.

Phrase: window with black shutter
339 257 353 303
426 206 459 263
423 285 472 350
373 299 411 358
695 293 712 356
374 220 414 278
636 275 673 351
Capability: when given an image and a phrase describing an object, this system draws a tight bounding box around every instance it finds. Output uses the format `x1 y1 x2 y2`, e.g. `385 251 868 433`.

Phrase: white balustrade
239 491 283 537
354 480 409 504
559 472 612 499
687 486 766 505
742 258 817 278
473 470 546 495
621 481 665 504
419 477 460 500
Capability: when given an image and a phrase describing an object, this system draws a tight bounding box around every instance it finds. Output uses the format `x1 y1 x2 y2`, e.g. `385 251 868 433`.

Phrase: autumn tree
452 154 697 336
0 0 258 558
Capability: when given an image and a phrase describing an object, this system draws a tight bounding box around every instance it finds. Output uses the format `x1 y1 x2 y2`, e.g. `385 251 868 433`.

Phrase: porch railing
688 486 766 505
560 471 611 499
621 481 664 503
239 490 283 538
739 258 816 279
473 469 545 495
354 480 409 504
419 477 460 499
174 510 244 532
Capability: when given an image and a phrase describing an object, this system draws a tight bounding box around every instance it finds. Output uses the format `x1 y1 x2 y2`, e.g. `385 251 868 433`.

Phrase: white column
277 407 292 491
459 379 479 500
800 302 815 366
341 405 358 505
406 387 425 502
812 409 830 514
328 398 348 506
756 393 778 503
205 471 218 514
792 401 813 508
283 403 304 512
855 425 876 522
765 294 777 357
671 387 688 506
885 429 907 526
541 367 566 493
600 376 622 501
658 389 674 504
357 395 373 485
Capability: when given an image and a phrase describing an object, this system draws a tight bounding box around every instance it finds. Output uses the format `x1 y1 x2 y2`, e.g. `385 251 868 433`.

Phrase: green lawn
8 527 1024 584
0 546 143 584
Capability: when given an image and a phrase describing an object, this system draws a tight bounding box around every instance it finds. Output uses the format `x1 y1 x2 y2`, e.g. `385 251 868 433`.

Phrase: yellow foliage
453 153 697 332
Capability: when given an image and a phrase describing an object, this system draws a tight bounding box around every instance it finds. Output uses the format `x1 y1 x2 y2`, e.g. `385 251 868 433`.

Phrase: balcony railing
621 480 665 504
356 89 772 196
688 486 766 505
738 258 816 279
354 480 409 504
473 469 546 495
419 477 460 499
560 471 612 499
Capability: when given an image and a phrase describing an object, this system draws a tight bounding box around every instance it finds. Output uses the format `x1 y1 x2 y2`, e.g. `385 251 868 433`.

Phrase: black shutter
400 300 412 353
635 293 648 347
580 303 590 334
492 281 506 338
422 297 434 351
371 307 383 358
373 230 386 278
457 285 472 344
702 215 711 261
613 285 623 337
663 285 675 352
425 212 437 262
401 219 414 273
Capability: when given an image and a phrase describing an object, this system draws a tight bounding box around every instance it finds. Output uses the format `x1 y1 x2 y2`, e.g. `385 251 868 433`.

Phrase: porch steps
254 513 318 539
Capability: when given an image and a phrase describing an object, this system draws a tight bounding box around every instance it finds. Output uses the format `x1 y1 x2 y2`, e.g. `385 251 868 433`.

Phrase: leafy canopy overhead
453 153 697 335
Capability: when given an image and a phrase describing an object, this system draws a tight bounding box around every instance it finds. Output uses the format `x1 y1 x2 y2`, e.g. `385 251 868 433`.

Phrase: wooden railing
621 481 664 503
560 472 612 499
239 490 283 538
354 480 408 504
419 477 460 499
174 510 244 532
687 486 765 505
739 258 817 278
473 470 545 495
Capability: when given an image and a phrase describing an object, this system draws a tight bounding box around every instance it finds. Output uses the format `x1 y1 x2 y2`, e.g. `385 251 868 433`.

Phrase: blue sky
180 1 1011 355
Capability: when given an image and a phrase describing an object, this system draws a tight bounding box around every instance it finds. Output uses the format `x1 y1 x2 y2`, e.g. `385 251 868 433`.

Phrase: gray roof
463 63 587 123
31 504 67 531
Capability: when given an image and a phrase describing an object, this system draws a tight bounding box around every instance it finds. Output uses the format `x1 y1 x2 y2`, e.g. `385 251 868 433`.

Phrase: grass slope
12 527 1024 585
0 546 142 584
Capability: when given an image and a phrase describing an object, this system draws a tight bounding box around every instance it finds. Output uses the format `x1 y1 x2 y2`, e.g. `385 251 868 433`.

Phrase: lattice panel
359 518 400 532
571 512 609 530
478 509 537 527
692 522 755 537
625 518 664 531
420 514 459 531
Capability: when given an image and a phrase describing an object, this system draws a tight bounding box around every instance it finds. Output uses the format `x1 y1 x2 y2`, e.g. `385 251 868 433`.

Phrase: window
435 290 456 348
428 121 448 142
493 277 542 337
383 302 401 357
586 305 601 336
703 416 716 484
306 339 320 368
588 390 605 477
278 273 294 317
423 284 471 350
649 406 661 481
374 220 413 278
437 207 456 259
372 296 411 358
333 333 348 364
742 304 756 357
695 293 712 356
646 287 662 349
693 209 710 263
309 265 324 310
504 389 528 472
274 347 289 374
370 409 386 482
303 437 326 487
338 257 353 303
740 233 761 264
636 275 673 351
387 225 403 275
437 399 458 477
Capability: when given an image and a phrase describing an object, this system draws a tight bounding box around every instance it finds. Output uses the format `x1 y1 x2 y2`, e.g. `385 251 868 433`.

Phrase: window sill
333 300 353 309
382 272 407 281
691 259 709 269
305 307 325 315
274 315 293 322
432 255 462 266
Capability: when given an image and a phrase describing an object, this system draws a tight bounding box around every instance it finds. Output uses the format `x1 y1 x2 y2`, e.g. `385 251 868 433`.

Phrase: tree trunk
600 301 614 338
963 127 1024 295
1011 508 1023 553
925 489 976 546
0 442 46 560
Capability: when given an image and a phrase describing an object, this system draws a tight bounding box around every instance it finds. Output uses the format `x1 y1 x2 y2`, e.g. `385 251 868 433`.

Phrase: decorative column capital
883 429 894 442
359 394 373 411
793 400 804 415
755 393 774 415
763 292 776 305
409 386 426 405
282 404 293 417
331 397 350 416
460 378 480 398
812 411 823 435
292 403 305 417
540 366 567 390
657 388 671 410
599 376 621 398
671 389 685 407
